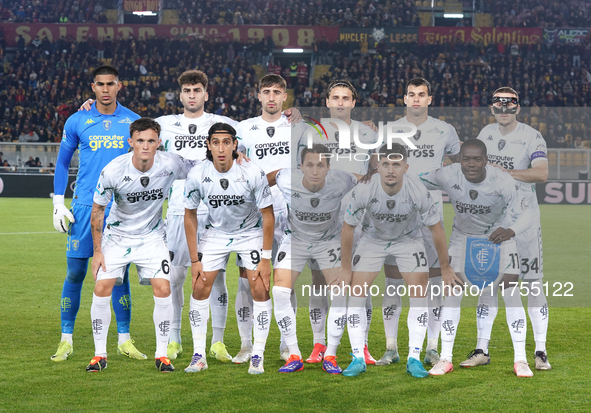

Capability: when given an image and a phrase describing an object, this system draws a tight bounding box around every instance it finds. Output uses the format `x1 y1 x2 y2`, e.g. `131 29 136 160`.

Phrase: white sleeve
418 190 440 227
503 176 534 235
184 169 202 210
527 130 548 165
275 168 291 204
344 187 365 227
253 167 274 209
445 123 461 155
419 168 444 190
93 167 114 206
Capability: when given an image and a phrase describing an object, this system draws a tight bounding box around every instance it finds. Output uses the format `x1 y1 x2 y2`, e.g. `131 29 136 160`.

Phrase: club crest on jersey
189 124 197 134
413 130 421 141
334 131 339 142
220 178 229 190
103 120 112 131
386 200 396 210
266 127 275 137
469 190 478 200
498 139 506 151
140 177 150 188
310 198 320 208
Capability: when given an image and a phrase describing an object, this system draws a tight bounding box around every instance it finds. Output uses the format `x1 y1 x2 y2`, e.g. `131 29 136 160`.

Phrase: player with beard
373 78 461 368
461 88 551 371
340 143 455 378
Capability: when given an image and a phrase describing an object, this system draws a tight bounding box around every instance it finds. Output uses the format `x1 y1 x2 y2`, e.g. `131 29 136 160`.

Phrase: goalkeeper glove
53 195 75 233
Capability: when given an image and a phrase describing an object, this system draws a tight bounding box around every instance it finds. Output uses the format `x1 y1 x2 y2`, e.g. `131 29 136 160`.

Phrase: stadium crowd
1 27 590 148
168 0 421 27
482 0 591 28
0 0 112 23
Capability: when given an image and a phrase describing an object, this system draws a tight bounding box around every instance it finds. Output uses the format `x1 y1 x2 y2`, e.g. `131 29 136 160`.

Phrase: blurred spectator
1 0 117 23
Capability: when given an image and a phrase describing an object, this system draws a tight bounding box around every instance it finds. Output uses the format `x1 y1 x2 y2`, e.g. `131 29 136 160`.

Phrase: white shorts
275 233 342 272
98 232 171 286
384 190 444 269
201 230 263 272
514 224 544 280
448 232 519 276
235 208 287 268
165 212 209 267
351 235 428 273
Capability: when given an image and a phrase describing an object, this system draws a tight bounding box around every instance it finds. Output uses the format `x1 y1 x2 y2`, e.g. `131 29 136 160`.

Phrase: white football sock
383 278 404 350
235 277 253 349
476 287 498 353
440 293 463 363
273 286 300 358
169 265 188 345
326 294 347 357
189 296 209 357
426 276 443 352
61 333 73 345
154 295 173 359
309 292 328 346
118 332 130 346
407 297 428 361
347 296 367 357
91 293 111 357
210 270 228 345
502 286 527 363
252 299 272 358
364 295 373 345
525 280 548 353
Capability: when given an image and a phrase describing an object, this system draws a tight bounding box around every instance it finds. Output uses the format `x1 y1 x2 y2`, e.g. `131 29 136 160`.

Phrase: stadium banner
0 173 75 198
338 27 418 46
0 23 339 48
123 0 161 12
419 27 542 45
543 28 590 44
536 181 591 205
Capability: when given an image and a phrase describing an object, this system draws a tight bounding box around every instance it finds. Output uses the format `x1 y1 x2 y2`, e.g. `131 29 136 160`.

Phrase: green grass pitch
0 199 589 412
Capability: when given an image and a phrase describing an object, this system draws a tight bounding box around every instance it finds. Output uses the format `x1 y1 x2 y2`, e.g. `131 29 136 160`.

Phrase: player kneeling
184 123 275 374
87 118 195 373
419 139 535 377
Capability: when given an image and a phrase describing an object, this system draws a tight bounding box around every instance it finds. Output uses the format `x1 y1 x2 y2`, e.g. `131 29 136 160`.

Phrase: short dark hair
92 65 119 81
405 78 431 96
259 74 286 91
378 143 407 161
301 143 330 166
493 86 519 101
327 80 358 101
206 122 239 161
177 70 208 89
460 139 487 157
129 117 161 138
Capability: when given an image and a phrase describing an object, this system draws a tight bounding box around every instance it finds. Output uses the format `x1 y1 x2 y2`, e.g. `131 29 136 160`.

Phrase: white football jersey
157 113 238 216
345 174 439 242
477 122 547 213
295 120 378 175
392 116 460 177
276 168 357 242
184 160 273 236
420 164 530 236
237 114 303 215
94 152 194 237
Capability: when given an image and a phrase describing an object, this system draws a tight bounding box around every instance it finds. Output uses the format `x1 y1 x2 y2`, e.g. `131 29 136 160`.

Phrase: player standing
51 65 144 362
87 118 194 372
156 70 238 362
420 139 535 377
340 143 455 378
267 144 362 373
461 87 551 370
374 78 461 367
184 123 275 374
296 79 379 365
